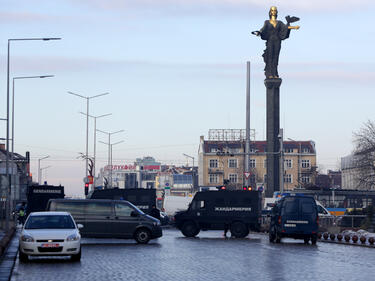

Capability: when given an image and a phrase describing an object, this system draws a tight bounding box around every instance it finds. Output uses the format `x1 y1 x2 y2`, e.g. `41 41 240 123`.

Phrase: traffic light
84 183 89 195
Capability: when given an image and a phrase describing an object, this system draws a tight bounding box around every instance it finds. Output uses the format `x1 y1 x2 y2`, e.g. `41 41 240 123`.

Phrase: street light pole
183 153 195 190
97 129 124 188
39 165 51 184
79 112 112 189
110 141 124 187
68 91 109 193
38 155 50 184
5 37 60 231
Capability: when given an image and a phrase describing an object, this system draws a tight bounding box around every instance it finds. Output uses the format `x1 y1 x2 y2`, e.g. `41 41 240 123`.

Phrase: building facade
198 132 317 192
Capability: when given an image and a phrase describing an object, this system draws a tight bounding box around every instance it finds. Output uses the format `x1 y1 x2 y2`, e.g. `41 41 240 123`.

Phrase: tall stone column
265 78 281 197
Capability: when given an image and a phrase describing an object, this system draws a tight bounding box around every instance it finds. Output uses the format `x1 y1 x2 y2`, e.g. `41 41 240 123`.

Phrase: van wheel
19 250 28 263
71 247 81 262
135 228 151 244
230 222 249 238
311 234 317 245
181 221 200 237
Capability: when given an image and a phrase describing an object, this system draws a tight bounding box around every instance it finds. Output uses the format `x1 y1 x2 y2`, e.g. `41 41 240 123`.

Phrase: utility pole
245 62 251 188
279 129 284 193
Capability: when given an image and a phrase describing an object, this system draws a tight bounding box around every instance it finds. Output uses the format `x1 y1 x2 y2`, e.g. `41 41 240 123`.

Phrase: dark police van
269 195 319 244
47 199 162 244
26 184 65 215
88 188 156 215
174 190 262 238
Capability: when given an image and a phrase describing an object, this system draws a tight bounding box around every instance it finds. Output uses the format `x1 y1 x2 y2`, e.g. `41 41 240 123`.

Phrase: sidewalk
0 226 19 281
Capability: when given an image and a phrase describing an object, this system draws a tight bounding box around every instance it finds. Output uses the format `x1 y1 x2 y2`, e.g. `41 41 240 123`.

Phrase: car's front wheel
134 228 151 244
71 247 81 262
19 249 28 263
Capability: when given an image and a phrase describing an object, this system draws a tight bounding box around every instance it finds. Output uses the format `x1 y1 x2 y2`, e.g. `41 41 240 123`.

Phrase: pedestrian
150 205 161 220
18 203 26 226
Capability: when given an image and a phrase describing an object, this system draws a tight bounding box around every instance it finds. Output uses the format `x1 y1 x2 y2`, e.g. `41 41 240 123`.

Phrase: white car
19 211 82 262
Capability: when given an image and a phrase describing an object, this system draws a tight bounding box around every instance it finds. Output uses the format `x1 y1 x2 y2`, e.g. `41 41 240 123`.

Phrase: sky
0 0 375 196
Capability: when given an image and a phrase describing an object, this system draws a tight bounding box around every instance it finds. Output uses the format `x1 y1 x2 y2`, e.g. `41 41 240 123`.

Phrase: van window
50 201 86 215
192 200 206 210
115 203 134 216
115 203 134 217
86 202 112 216
284 198 299 214
301 202 314 214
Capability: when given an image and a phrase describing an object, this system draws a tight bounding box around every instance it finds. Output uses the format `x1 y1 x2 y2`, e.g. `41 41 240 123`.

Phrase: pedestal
265 78 282 197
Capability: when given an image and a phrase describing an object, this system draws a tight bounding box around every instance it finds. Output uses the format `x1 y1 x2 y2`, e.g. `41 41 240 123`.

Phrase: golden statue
252 6 300 78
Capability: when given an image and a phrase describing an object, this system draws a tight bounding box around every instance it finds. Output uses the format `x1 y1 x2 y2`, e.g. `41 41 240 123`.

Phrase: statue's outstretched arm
288 25 300 30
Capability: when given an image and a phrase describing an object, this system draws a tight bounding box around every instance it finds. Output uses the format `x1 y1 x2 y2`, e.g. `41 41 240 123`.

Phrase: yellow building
198 133 317 192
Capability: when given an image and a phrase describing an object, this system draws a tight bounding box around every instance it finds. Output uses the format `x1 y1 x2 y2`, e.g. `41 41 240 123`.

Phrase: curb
0 228 16 258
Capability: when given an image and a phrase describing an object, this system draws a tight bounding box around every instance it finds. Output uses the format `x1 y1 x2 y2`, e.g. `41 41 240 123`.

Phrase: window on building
209 174 219 183
210 148 218 153
229 174 238 183
302 148 310 153
249 159 256 168
284 159 292 169
209 159 218 168
264 174 267 183
284 174 292 183
228 159 238 168
301 175 310 183
301 160 310 168
264 159 267 168
250 148 257 153
284 148 293 153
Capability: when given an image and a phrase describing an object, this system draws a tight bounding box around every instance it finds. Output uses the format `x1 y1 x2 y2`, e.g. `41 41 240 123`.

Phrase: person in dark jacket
150 205 161 220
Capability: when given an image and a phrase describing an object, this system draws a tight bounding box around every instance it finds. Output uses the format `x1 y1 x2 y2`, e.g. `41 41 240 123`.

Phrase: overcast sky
0 0 374 196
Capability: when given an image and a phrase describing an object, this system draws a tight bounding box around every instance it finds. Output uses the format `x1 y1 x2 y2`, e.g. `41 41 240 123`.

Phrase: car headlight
67 234 80 241
21 235 34 242
153 221 161 226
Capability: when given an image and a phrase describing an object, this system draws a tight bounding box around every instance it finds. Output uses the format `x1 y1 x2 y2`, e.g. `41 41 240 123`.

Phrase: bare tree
353 120 375 190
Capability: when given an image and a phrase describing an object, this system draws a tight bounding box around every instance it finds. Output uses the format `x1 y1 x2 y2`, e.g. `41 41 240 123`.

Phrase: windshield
25 215 75 229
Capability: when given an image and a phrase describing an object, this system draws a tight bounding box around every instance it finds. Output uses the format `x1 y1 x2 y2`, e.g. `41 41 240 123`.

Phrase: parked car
19 211 82 262
269 195 319 244
47 199 162 244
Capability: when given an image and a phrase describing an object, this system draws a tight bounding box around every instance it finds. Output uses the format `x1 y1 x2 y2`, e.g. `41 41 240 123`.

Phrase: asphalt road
10 228 374 281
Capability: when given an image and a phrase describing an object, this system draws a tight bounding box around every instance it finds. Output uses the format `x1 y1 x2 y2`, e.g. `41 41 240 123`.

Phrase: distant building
341 154 362 190
97 156 161 189
198 130 317 193
316 170 342 189
0 144 31 209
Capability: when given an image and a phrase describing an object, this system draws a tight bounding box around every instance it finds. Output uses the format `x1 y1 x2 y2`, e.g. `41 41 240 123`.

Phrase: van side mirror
77 224 84 229
131 211 139 217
